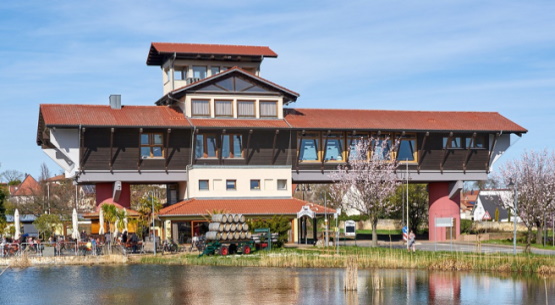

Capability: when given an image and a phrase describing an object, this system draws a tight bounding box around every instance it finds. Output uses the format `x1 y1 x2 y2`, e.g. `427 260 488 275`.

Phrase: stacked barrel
206 214 252 241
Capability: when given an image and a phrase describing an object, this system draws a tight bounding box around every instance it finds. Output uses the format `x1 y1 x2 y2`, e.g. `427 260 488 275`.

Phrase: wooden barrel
209 223 225 232
245 232 252 239
234 214 245 223
206 231 220 240
224 223 232 232
229 223 237 232
239 231 246 239
241 223 249 231
233 231 241 240
225 214 234 223
212 214 228 223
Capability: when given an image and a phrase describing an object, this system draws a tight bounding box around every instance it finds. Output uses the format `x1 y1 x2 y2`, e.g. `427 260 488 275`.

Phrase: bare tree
1 169 24 184
330 137 401 247
494 149 555 252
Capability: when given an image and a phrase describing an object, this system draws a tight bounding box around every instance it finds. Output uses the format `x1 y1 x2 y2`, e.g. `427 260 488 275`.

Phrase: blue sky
0 1 554 180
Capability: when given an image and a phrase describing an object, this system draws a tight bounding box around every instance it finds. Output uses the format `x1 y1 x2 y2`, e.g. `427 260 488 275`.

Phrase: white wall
187 166 291 198
43 128 80 178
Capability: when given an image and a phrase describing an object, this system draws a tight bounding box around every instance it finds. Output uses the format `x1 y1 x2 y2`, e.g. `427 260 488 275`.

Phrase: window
193 66 207 79
222 134 243 159
199 180 209 190
174 67 187 80
195 134 217 158
215 100 233 117
250 180 261 190
140 133 164 159
324 134 344 161
347 135 369 161
226 180 236 190
192 99 210 117
260 101 277 117
237 100 255 117
299 134 320 161
210 66 220 76
397 134 417 162
371 135 392 160
466 135 486 149
277 179 287 190
443 137 462 149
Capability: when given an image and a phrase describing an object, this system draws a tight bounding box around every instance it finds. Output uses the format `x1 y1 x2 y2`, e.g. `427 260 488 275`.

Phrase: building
473 190 513 222
36 42 527 242
460 190 479 220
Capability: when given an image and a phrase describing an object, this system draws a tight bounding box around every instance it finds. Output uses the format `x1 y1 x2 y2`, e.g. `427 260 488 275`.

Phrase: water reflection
0 265 553 305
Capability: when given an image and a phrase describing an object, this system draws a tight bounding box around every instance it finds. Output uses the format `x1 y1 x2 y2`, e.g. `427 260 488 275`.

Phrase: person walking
408 230 416 252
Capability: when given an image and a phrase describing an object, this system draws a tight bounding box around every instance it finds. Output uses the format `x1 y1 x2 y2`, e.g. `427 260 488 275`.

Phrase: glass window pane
152 146 162 157
277 179 287 190
140 134 149 145
299 139 318 161
325 139 342 161
195 135 204 158
207 136 217 157
373 139 391 160
250 180 260 190
238 101 255 117
210 66 220 76
222 135 230 158
397 140 415 161
199 180 209 190
141 147 151 158
193 66 207 79
233 135 242 156
226 180 236 190
260 101 277 117
153 134 163 145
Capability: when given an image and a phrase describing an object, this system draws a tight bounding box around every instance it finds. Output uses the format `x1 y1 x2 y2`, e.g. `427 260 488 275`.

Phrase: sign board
297 205 315 219
482 211 491 221
435 217 454 228
402 226 408 241
344 220 356 236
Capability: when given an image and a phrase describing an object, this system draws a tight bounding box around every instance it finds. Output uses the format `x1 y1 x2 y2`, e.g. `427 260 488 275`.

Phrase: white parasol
98 208 105 235
14 209 20 240
71 208 80 240
113 219 119 241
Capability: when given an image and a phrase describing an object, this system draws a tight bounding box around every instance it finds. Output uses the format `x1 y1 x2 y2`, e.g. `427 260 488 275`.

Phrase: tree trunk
525 227 532 253
371 217 378 247
536 223 543 245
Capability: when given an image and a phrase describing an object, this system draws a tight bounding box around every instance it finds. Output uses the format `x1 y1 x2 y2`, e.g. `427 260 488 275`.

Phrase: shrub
460 219 473 234
247 215 291 247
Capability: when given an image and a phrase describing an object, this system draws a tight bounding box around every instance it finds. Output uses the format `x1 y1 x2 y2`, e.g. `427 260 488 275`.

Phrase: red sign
482 211 491 221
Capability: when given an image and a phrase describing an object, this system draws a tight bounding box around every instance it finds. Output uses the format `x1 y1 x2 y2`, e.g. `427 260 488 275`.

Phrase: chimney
109 94 121 109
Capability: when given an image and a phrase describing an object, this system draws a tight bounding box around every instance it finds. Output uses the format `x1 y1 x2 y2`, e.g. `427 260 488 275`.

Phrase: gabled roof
12 175 41 197
39 104 191 128
189 118 289 129
284 108 528 133
159 197 336 217
156 67 299 105
478 194 508 220
147 42 277 66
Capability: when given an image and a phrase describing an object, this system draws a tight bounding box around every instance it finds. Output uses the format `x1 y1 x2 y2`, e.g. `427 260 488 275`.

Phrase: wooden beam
440 132 453 173
486 133 500 173
79 127 85 171
417 132 429 174
321 130 330 172
165 128 171 172
296 131 305 172
463 132 476 173
245 129 253 165
272 129 280 165
220 129 226 165
109 128 114 173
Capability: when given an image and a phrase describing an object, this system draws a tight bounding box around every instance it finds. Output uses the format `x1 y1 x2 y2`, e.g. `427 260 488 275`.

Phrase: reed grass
138 247 555 275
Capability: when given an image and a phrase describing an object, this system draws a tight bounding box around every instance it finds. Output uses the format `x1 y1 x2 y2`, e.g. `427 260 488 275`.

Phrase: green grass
484 239 555 250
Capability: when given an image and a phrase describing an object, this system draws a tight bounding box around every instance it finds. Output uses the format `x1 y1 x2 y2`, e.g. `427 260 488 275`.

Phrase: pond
0 265 553 304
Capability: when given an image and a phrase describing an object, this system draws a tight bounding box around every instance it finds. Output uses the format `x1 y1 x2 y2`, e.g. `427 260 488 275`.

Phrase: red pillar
428 182 460 241
95 182 131 209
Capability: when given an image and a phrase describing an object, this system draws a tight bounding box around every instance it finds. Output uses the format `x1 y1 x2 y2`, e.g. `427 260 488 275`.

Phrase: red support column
428 182 460 241
95 182 131 209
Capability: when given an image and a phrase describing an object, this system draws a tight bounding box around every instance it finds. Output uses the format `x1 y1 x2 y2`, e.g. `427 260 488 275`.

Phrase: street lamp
508 178 518 255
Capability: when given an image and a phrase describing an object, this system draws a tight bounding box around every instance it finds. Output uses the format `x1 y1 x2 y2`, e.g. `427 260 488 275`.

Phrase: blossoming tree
330 137 400 247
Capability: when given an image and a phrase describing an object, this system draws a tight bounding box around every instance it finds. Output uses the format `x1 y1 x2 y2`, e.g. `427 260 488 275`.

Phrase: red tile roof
189 118 289 129
147 42 277 65
159 198 336 217
40 104 191 127
12 175 41 196
284 108 527 133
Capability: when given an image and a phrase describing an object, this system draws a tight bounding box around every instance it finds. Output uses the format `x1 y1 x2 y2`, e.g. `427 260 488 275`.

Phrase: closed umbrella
113 219 119 242
14 209 20 240
71 208 80 240
123 208 128 231
98 209 105 235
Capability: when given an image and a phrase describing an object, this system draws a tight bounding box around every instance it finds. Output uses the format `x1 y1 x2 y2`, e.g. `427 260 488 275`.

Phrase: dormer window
260 101 277 118
215 100 233 117
237 100 255 118
192 99 210 117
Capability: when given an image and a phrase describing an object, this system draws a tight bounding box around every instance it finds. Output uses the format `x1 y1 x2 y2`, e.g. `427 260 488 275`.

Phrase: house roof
39 104 191 128
147 42 277 66
189 118 290 129
159 197 336 217
478 195 508 220
157 67 299 105
12 175 41 197
283 108 528 133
